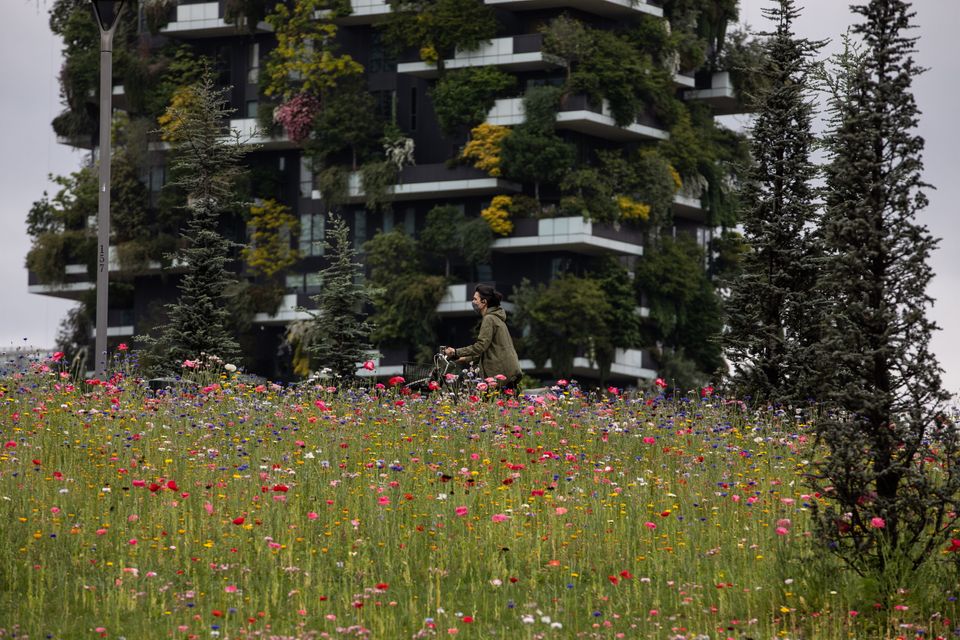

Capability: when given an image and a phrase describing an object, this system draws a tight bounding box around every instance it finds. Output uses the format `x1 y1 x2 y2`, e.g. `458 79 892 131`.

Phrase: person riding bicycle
444 284 522 390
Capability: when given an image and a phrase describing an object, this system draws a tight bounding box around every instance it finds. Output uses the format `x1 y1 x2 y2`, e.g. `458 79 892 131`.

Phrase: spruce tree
305 214 375 380
723 0 823 403
812 0 959 577
146 72 244 371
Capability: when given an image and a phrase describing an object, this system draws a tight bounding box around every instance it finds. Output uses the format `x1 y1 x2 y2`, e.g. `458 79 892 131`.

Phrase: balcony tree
381 0 497 71
810 0 959 580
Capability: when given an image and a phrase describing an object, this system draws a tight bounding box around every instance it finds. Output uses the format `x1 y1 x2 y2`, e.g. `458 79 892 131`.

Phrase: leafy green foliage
636 235 723 389
364 230 447 359
429 68 517 135
381 0 497 65
263 0 363 101
500 87 573 202
512 274 613 381
307 80 384 168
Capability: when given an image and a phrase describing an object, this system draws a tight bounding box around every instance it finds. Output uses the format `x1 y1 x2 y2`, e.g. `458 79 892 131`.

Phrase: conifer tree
811 0 959 577
305 214 375 380
724 0 823 403
146 72 244 371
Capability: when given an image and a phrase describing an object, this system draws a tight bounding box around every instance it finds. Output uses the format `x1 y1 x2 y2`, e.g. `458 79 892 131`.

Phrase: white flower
224 364 237 373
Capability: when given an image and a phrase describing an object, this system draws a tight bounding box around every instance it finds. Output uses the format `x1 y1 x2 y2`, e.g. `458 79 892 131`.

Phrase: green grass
0 361 957 639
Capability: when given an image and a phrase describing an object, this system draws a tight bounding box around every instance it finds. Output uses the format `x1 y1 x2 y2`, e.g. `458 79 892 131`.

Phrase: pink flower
182 359 197 369
454 506 469 516
554 507 568 515
644 522 656 530
307 512 319 520
556 379 569 387
388 376 405 387
775 527 789 536
363 360 375 371
491 513 509 522
869 517 886 529
654 377 668 389
52 351 65 362
642 437 656 444
117 343 128 351
273 94 321 142
225 585 238 593
378 496 391 506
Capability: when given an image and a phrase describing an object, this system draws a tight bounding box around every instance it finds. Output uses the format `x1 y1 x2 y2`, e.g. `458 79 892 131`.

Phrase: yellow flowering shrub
243 199 300 277
616 195 651 222
461 123 511 177
668 164 683 192
419 44 439 64
157 86 200 142
481 195 514 236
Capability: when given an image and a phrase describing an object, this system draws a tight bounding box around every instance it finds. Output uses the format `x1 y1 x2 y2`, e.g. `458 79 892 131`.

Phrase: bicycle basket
402 361 435 384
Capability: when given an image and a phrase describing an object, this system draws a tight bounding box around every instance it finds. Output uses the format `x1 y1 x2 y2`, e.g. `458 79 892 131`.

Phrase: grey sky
2 0 957 393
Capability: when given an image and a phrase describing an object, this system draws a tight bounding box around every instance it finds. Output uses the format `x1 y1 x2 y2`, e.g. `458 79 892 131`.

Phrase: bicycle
402 350 476 398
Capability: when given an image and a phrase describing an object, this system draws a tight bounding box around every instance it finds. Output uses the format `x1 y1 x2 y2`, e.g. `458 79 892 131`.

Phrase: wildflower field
1 358 958 640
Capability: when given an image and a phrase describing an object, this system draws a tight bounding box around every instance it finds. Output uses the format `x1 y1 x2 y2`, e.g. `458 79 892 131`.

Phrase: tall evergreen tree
724 0 824 403
811 0 959 577
145 72 244 371
305 214 375 380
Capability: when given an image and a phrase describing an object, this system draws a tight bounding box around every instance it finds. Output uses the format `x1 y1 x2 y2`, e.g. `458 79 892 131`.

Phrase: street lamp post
90 0 125 378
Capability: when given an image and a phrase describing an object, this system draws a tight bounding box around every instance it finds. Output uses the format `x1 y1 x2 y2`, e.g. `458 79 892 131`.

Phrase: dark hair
475 284 503 308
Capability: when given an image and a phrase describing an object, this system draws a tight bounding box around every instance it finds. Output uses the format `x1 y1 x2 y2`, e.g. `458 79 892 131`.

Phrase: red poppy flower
233 517 245 525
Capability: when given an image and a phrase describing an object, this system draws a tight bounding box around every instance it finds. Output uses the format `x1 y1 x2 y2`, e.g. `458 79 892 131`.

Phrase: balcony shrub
359 161 398 212
26 231 95 284
243 199 300 278
381 0 497 70
461 123 510 177
430 67 516 135
480 195 514 236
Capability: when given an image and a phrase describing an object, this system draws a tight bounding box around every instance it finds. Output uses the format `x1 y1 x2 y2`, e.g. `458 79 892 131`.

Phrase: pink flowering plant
273 93 321 143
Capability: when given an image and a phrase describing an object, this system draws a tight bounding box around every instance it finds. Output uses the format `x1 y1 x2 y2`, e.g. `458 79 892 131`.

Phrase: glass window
354 210 367 250
246 100 258 118
247 42 260 84
299 213 325 256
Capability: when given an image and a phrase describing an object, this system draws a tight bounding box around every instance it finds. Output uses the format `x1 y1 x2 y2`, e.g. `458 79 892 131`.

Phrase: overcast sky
2 1 958 392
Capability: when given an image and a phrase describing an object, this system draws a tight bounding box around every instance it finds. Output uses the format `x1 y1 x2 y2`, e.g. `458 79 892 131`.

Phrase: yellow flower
481 195 514 236
461 124 511 177
616 195 651 221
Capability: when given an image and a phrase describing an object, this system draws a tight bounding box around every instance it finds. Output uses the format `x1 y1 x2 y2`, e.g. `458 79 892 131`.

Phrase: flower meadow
1 356 959 640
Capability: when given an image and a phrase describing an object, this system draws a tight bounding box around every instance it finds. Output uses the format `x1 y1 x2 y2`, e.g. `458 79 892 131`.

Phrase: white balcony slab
436 284 516 316
28 281 95 300
518 348 657 381
232 118 296 150
252 294 312 325
491 217 644 256
684 72 742 115
484 0 662 17
672 193 704 221
161 2 270 37
346 172 521 203
398 37 557 78
488 97 667 142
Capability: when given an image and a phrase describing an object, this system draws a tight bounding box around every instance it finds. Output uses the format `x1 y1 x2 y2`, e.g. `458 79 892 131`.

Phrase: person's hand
444 347 456 358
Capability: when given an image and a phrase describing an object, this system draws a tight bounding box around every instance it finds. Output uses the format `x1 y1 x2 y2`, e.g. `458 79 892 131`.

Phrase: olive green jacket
454 307 522 381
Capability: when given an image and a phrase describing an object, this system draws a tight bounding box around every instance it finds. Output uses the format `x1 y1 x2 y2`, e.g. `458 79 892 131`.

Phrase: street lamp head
90 0 126 32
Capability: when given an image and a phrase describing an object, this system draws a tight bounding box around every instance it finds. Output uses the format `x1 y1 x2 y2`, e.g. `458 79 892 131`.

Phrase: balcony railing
487 96 668 142
334 0 391 24
491 216 645 256
346 164 520 203
397 34 556 78
161 1 270 38
684 72 743 115
231 118 295 150
483 0 662 18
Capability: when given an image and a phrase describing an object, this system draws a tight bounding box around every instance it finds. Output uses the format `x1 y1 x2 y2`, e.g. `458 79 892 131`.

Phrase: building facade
29 0 746 385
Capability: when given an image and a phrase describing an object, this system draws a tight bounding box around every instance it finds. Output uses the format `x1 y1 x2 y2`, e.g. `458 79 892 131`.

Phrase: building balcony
252 293 313 325
346 164 521 203
28 265 94 301
487 96 668 142
672 192 704 222
397 34 557 78
519 348 657 382
231 118 296 150
89 309 136 339
161 1 270 38
491 216 645 256
684 72 743 115
483 0 662 18
436 283 517 317
334 0 391 24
